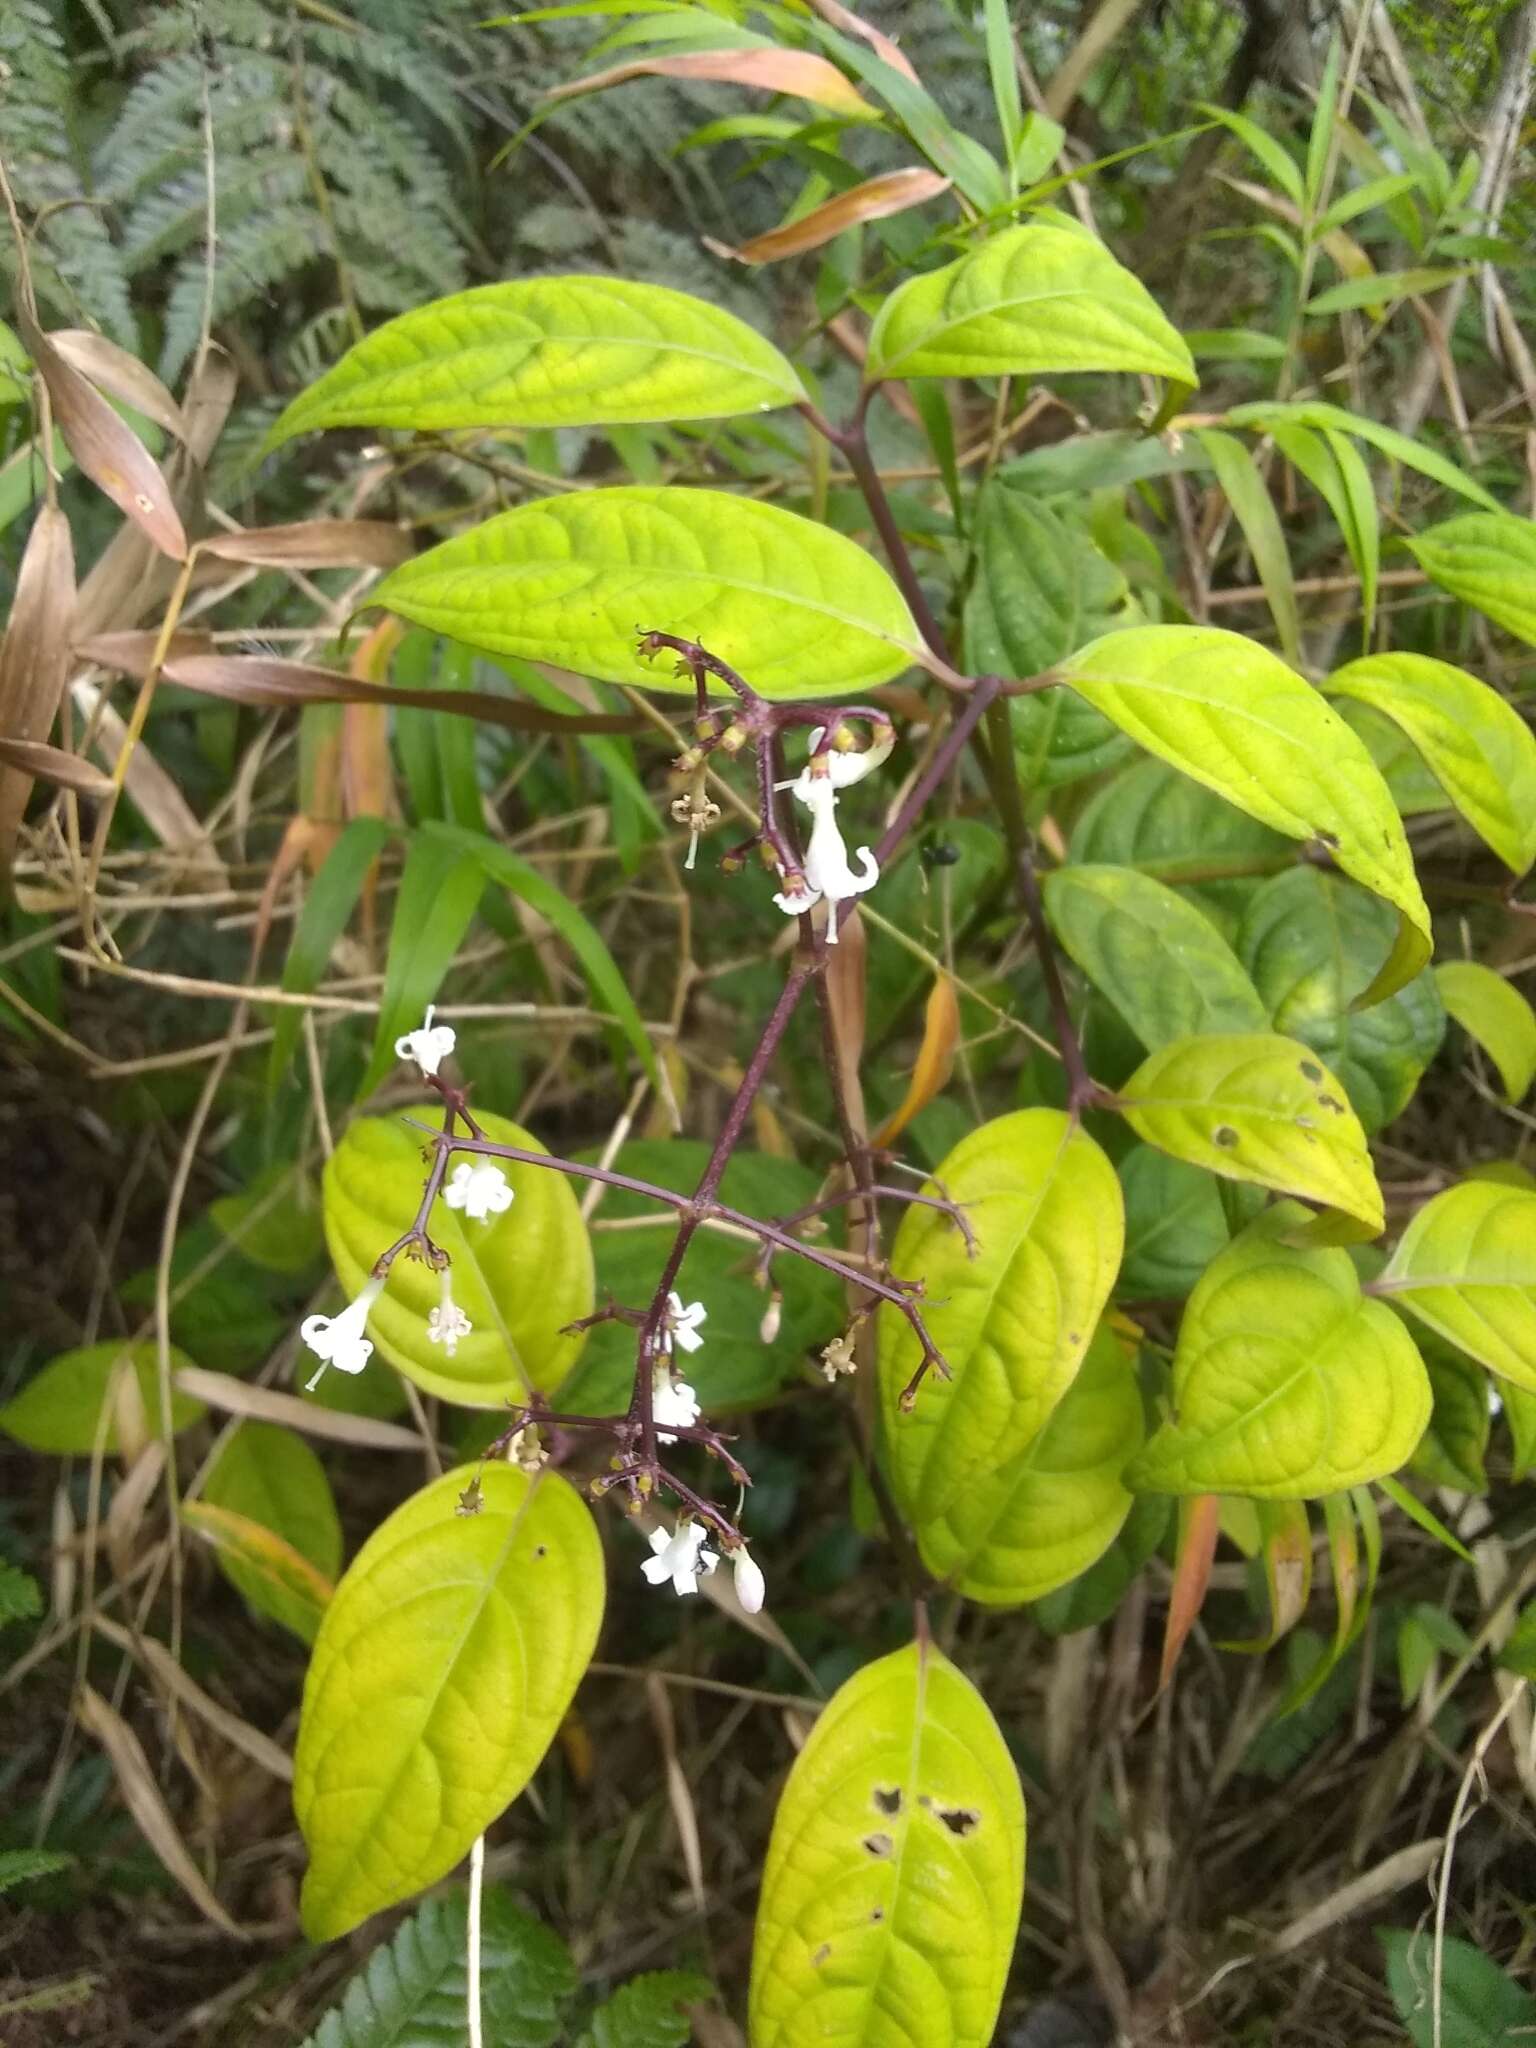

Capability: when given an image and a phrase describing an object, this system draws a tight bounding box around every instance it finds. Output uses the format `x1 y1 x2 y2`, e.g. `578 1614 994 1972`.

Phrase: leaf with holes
1044 864 1267 1052
1325 653 1536 875
266 278 802 448
0 1341 203 1454
1129 1207 1430 1497
1059 626 1431 1002
749 1640 1024 2048
1236 869 1444 1133
203 1423 343 1641
1435 961 1536 1100
866 220 1194 384
914 1323 1144 1604
298 1884 575 2048
296 1464 603 1941
1404 511 1536 647
366 489 918 700
878 1111 1124 1536
322 1111 593 1407
1117 1033 1384 1235
1381 1180 1536 1394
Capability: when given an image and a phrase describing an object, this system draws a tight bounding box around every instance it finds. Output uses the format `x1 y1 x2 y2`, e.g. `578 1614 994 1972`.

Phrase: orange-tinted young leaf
0 502 76 887
728 168 951 264
19 314 187 560
1218 1499 1312 1653
804 0 920 81
180 1500 336 1639
48 329 189 442
199 520 414 571
1160 1491 1221 1689
873 972 959 1148
546 47 874 119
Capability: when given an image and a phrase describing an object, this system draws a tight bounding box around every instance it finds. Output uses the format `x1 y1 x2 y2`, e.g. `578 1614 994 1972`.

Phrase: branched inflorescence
298 635 993 1616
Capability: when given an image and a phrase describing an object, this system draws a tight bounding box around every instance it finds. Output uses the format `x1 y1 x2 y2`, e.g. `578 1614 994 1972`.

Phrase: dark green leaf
1379 1929 1536 2048
576 1971 713 2048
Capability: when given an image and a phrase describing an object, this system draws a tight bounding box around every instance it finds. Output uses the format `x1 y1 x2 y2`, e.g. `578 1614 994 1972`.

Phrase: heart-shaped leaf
1404 510 1536 647
1381 1180 1536 1392
366 488 919 699
1435 960 1536 1100
749 1640 1024 2048
1130 1207 1431 1496
878 1110 1124 1533
914 1323 1145 1604
1059 626 1431 1002
265 277 804 447
866 220 1195 384
1116 1032 1385 1235
1236 869 1444 1132
1325 652 1536 875
296 1463 603 1940
1045 864 1268 1051
322 1111 593 1406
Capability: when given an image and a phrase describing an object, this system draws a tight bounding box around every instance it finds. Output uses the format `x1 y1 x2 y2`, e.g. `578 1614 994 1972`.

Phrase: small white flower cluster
653 1290 705 1443
643 1521 765 1614
395 1004 456 1079
773 727 893 944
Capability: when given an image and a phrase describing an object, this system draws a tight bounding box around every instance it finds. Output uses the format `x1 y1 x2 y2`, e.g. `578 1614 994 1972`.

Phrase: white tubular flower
394 1004 456 1078
301 1274 385 1391
426 1273 472 1357
652 1364 701 1444
1489 1384 1504 1418
443 1161 514 1223
642 1521 718 1598
663 1291 707 1354
731 1544 766 1615
773 772 878 945
804 723 895 788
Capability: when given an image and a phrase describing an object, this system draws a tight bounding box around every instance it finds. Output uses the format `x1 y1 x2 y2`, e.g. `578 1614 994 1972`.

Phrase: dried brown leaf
0 503 76 886
75 1683 248 1938
48 330 189 442
20 314 187 560
173 1367 425 1450
547 46 873 118
199 520 414 571
823 905 868 1142
728 168 950 263
0 736 115 798
872 972 959 1147
803 0 919 81
93 1617 293 1783
1160 1492 1221 1690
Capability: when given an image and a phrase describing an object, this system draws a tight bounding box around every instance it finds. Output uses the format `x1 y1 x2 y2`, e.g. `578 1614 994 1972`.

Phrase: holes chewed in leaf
872 1786 902 1816
936 1804 981 1837
1214 1125 1239 1149
862 1832 895 1858
1300 1060 1323 1083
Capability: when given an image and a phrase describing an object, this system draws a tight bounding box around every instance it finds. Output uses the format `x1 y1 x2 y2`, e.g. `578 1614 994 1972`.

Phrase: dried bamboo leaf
0 503 76 886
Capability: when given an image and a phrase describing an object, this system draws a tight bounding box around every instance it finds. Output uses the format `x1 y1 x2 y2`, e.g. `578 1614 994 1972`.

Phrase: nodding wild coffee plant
5 0 1536 2038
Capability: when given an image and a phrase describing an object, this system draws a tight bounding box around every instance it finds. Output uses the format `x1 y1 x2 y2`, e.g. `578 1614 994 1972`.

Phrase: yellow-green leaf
877 1110 1124 1536
295 1463 603 1941
748 1640 1024 2048
1405 511 1536 647
1325 653 1536 876
202 1422 343 1641
1382 1180 1536 1393
322 1111 593 1407
914 1323 1144 1604
1043 863 1268 1051
180 1502 335 1645
1130 1206 1431 1496
1435 960 1536 1100
366 489 919 699
0 1341 203 1454
1117 1032 1384 1235
1059 626 1432 1002
265 277 804 447
865 220 1195 385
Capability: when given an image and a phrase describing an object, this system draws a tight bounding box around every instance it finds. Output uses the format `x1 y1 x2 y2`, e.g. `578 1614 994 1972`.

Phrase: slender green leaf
866 221 1195 385
1196 428 1300 662
361 833 485 1097
296 1464 604 1941
323 1111 594 1406
1058 626 1432 1002
982 0 1024 176
1130 1206 1430 1497
1117 1031 1385 1234
1268 421 1379 642
1305 266 1467 315
1315 170 1421 234
366 488 919 699
269 817 393 1093
1435 961 1536 1100
1305 34 1341 213
1226 400 1500 511
1197 102 1303 205
749 1641 1024 2047
1184 328 1287 362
